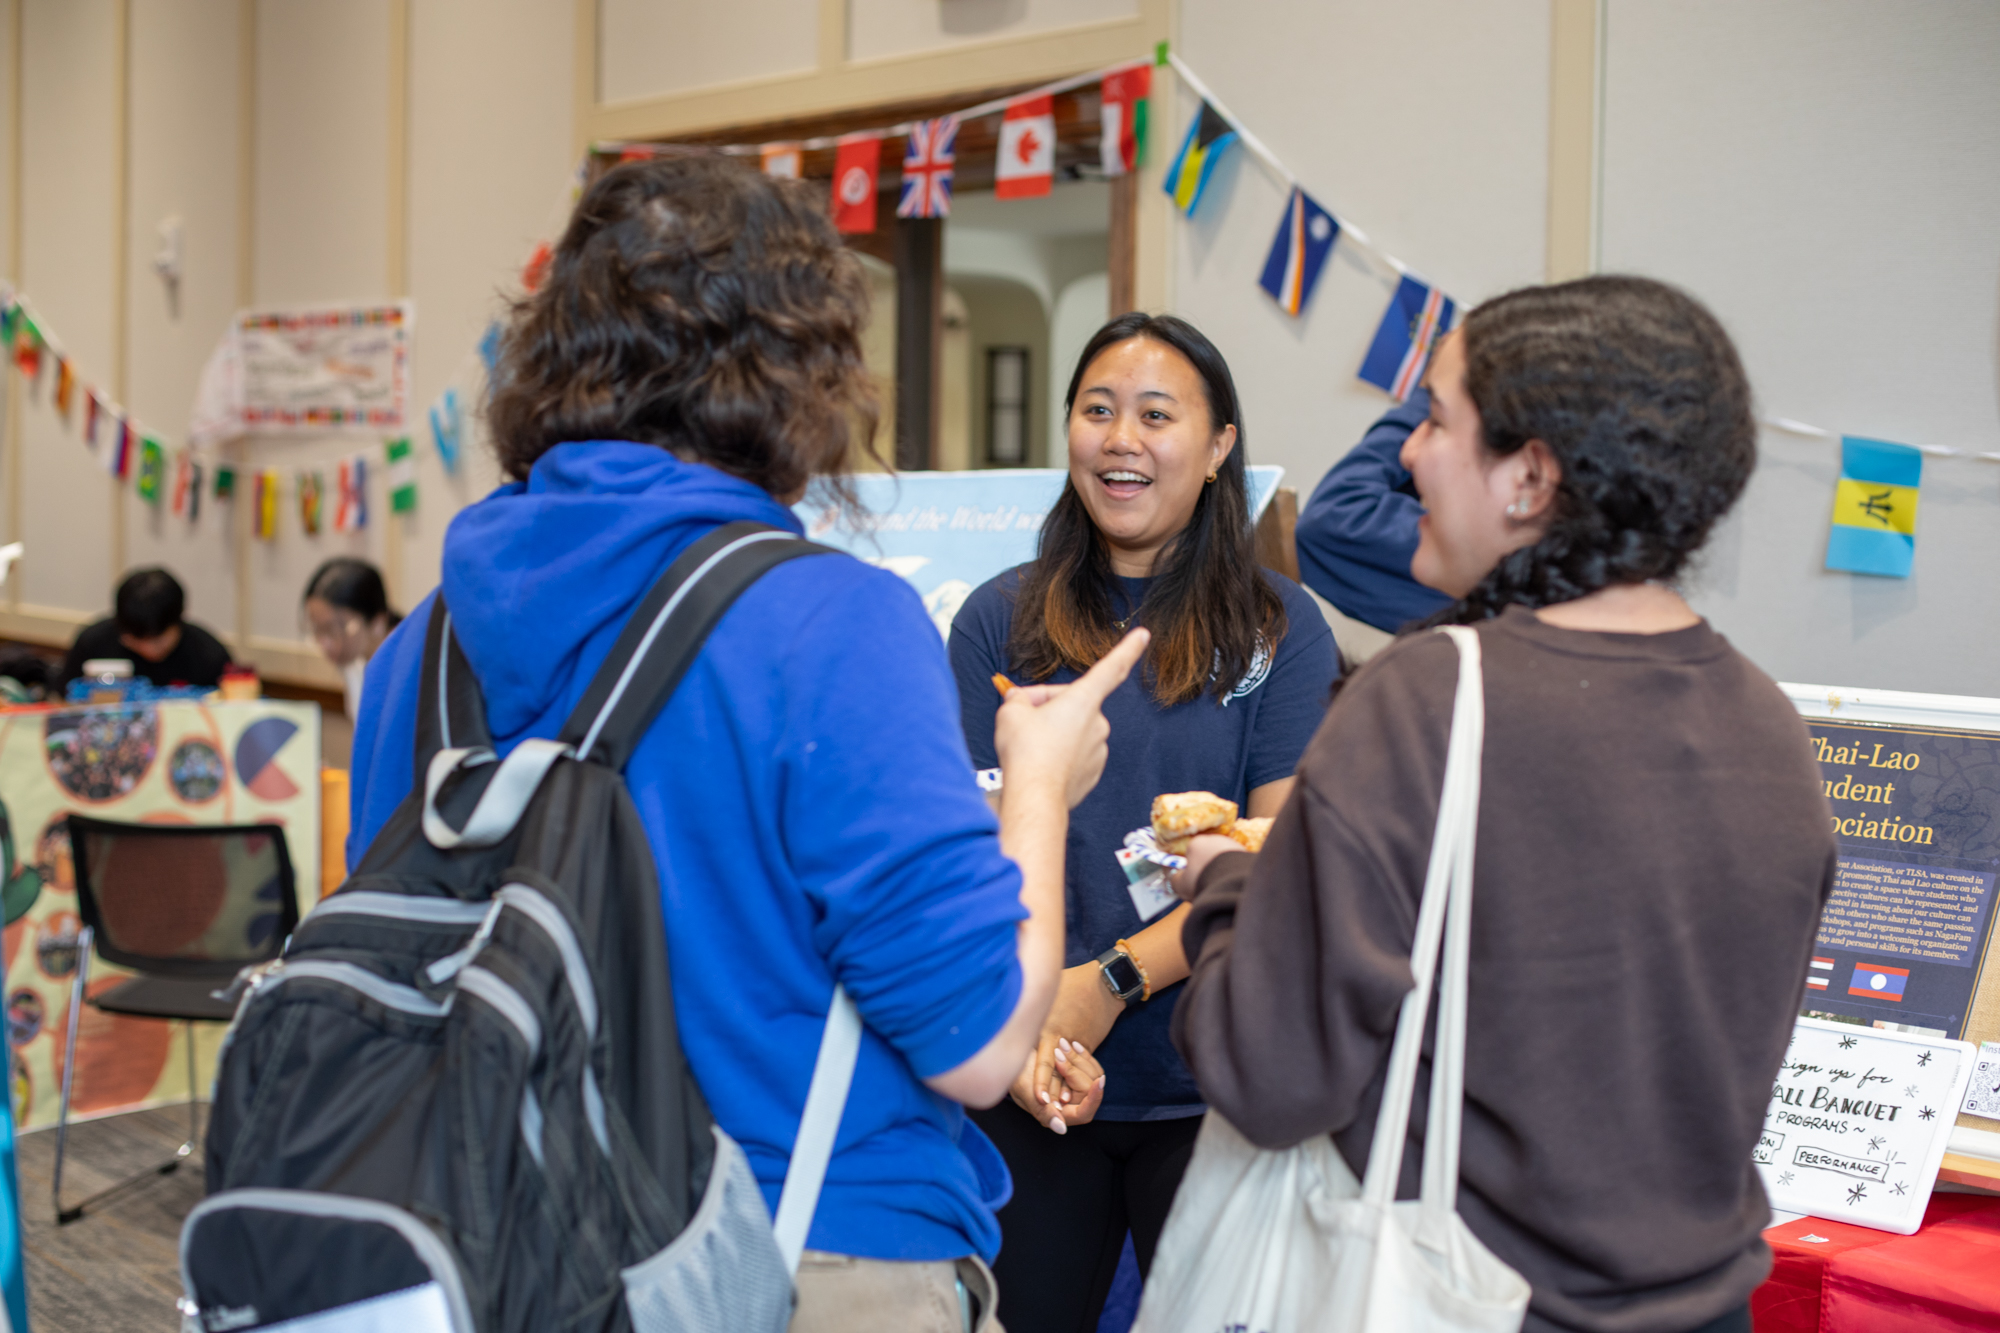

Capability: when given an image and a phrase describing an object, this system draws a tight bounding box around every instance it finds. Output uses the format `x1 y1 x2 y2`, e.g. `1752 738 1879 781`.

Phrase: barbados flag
1848 962 1909 1002
1826 436 1921 578
1162 101 1236 216
1258 187 1339 317
1358 274 1456 401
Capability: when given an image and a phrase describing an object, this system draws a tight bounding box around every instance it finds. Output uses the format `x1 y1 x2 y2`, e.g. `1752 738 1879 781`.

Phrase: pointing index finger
1068 628 1150 707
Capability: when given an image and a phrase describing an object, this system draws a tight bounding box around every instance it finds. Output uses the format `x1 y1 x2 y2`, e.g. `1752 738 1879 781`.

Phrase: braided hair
1434 275 1755 625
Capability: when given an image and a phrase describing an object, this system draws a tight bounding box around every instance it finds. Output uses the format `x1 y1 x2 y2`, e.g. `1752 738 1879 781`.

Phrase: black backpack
182 522 863 1333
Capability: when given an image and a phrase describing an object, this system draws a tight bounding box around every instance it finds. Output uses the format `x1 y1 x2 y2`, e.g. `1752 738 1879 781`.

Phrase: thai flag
1848 962 1908 1001
1258 187 1339 318
898 116 957 219
1358 274 1456 402
1807 955 1834 990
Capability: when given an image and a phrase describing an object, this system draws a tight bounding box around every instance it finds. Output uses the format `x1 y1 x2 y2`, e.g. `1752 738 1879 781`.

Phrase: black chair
56 815 299 1224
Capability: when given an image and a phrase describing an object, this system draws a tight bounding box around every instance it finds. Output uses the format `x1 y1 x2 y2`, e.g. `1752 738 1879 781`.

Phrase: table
1754 1192 2000 1331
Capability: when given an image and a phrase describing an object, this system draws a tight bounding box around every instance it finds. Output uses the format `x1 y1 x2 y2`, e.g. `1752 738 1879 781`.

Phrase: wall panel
1599 0 2000 695
245 0 391 649
598 0 816 105
1170 0 1551 502
17 0 118 619
401 0 575 612
849 0 1137 64
122 0 242 636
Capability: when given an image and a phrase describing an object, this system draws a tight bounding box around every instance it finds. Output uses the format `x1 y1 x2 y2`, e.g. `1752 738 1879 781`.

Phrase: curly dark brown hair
485 154 882 495
1436 274 1756 623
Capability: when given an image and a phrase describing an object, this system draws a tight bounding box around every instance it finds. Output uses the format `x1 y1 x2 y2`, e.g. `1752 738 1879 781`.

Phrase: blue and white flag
1258 187 1339 317
430 386 463 474
1358 274 1456 401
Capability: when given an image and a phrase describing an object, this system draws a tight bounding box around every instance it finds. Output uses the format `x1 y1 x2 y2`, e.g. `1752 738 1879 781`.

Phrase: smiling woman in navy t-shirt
949 313 1338 1332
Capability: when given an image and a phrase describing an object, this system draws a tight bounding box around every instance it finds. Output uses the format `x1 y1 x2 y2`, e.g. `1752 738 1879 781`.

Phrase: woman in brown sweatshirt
1171 276 1836 1333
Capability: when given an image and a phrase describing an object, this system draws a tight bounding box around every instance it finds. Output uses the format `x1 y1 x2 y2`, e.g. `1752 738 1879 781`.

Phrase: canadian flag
831 135 881 234
995 94 1054 199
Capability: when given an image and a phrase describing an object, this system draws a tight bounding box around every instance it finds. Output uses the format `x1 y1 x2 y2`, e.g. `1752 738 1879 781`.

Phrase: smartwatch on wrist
1096 945 1145 1009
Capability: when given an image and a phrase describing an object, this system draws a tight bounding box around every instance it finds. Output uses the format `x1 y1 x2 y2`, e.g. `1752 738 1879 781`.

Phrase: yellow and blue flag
1826 436 1921 578
1258 187 1339 317
1162 102 1236 216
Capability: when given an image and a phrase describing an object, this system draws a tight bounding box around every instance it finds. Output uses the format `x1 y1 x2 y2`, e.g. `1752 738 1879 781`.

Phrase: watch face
1103 954 1143 998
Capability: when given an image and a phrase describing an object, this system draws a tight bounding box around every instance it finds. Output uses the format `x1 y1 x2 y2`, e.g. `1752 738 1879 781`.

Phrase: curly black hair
485 154 882 499
1435 275 1756 624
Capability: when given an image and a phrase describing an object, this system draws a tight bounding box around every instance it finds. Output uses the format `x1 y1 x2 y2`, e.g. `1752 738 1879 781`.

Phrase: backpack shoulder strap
413 595 494 776
558 520 837 770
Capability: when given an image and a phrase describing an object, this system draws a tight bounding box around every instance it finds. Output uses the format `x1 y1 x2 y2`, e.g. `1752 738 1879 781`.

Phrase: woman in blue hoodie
347 156 1145 1332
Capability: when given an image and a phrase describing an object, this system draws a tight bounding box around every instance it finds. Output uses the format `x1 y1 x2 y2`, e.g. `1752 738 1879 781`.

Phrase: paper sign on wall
237 302 411 433
1758 1017 1973 1234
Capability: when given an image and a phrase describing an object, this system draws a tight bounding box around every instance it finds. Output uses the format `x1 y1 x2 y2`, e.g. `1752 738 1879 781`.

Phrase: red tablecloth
1753 1193 2000 1332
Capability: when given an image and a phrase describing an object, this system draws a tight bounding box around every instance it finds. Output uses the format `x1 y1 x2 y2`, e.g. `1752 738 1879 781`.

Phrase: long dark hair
484 155 883 501
1010 313 1284 706
1431 275 1755 625
304 558 401 628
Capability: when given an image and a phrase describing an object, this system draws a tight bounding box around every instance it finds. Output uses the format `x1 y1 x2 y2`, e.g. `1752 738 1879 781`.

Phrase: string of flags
1 281 421 541
1765 419 1998 580
1143 52 1997 582
597 56 1154 231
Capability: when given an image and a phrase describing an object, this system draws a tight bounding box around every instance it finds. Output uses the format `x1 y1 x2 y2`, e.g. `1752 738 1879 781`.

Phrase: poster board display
795 467 1285 638
0 699 320 1129
1781 681 2000 1148
1758 1017 1973 1233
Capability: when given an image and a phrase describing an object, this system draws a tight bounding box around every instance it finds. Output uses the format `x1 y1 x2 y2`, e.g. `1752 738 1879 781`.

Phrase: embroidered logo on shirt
1218 640 1273 706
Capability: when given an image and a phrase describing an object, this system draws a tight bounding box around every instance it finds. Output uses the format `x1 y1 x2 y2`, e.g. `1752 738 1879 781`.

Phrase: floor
15 1105 201 1332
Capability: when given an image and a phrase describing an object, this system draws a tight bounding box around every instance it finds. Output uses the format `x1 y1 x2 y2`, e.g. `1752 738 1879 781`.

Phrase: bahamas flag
1259 187 1339 317
1162 101 1236 215
1826 436 1921 578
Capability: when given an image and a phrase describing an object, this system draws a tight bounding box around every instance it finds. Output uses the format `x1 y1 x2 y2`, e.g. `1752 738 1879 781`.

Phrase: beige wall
598 0 817 105
1168 0 1554 499
849 0 1140 64
0 0 575 691
123 0 243 639
16 0 121 620
1599 0 2000 697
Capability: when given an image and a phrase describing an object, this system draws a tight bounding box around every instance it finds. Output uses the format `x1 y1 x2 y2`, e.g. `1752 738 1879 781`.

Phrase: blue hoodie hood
440 441 801 740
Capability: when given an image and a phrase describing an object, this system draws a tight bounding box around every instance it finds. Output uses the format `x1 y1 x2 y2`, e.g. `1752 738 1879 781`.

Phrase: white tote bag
1134 626 1531 1333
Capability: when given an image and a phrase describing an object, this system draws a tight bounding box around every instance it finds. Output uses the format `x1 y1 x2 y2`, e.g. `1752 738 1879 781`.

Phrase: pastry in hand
1151 791 1238 855
1221 817 1273 853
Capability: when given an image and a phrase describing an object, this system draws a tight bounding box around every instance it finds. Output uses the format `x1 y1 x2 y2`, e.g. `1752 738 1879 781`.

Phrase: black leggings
971 1099 1201 1333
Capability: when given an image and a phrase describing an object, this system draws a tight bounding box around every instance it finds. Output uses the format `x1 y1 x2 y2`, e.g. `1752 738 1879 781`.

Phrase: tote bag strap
1359 625 1485 1211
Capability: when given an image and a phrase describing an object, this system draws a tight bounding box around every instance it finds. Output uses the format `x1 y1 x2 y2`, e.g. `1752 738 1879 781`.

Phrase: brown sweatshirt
1175 608 1836 1333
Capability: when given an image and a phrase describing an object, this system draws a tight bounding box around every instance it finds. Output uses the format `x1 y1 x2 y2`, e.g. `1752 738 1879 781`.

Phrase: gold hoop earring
1206 470 1218 484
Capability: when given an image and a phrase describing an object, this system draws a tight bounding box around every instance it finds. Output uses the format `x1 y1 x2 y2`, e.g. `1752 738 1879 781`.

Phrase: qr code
1964 1043 2000 1120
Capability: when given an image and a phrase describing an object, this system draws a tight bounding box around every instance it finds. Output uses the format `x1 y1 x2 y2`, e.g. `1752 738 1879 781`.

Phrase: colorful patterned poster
0 700 319 1129
237 302 411 433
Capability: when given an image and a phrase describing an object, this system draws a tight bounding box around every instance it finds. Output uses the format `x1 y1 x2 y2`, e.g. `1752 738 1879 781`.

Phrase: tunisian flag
831 135 882 234
995 94 1055 199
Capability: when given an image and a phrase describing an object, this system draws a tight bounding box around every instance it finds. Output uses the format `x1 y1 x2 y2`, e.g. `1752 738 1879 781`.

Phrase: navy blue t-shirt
949 566 1339 1118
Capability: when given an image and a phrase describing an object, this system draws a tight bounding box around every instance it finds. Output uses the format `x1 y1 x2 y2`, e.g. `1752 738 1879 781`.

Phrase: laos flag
1848 962 1908 1001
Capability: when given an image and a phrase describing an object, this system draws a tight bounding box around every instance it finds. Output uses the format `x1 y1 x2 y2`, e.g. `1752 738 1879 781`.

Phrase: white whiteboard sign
1759 1017 1973 1234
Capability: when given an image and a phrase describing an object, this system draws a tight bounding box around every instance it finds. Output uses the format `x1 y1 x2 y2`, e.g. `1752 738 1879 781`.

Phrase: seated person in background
59 567 232 690
1293 387 1453 633
303 557 401 719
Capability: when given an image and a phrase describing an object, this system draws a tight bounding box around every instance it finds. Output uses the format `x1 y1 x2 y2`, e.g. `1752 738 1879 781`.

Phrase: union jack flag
898 116 957 219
